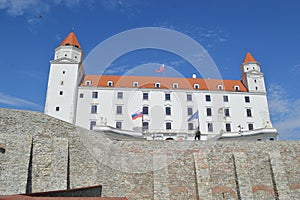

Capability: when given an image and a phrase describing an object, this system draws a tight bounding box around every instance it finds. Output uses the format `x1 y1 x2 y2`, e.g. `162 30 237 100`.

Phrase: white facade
44 32 277 140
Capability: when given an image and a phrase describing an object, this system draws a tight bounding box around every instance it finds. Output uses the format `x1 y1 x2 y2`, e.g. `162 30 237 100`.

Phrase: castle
44 32 278 140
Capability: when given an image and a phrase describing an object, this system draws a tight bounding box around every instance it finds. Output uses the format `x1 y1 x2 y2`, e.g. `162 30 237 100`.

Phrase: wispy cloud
155 22 228 51
0 0 87 16
268 83 300 140
0 92 43 111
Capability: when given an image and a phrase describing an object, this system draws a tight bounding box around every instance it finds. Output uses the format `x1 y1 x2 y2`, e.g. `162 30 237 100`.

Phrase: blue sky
0 0 299 140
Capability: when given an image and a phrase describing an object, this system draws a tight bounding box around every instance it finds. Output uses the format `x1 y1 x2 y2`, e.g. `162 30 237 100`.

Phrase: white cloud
0 92 42 111
268 83 300 140
0 0 87 16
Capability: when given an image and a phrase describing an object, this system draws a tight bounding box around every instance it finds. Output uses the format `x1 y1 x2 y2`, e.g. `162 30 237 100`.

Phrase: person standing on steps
194 126 201 140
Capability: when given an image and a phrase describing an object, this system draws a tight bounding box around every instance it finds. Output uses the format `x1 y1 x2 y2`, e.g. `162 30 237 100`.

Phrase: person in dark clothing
194 127 201 140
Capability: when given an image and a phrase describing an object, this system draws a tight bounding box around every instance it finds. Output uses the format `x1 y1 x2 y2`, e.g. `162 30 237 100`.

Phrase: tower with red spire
44 32 85 123
240 52 266 93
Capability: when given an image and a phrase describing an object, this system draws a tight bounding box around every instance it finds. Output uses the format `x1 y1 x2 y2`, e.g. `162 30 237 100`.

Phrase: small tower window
55 106 60 111
65 54 67 57
217 85 223 90
60 81 64 85
59 91 63 95
62 71 65 74
173 83 178 89
255 87 258 90
254 79 257 83
75 56 77 59
194 84 199 89
234 85 240 91
133 82 139 87
155 83 160 88
107 81 113 87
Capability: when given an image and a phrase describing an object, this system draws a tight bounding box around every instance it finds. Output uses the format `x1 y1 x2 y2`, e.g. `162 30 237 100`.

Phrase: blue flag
187 111 199 122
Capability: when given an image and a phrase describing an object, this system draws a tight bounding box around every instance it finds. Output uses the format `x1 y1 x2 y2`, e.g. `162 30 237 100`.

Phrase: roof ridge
60 31 81 48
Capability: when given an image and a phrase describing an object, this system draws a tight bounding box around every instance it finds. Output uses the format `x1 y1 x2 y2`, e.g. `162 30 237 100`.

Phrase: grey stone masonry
0 108 300 200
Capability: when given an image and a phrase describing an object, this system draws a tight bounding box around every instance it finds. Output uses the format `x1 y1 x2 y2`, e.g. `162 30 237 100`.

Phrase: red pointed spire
243 52 257 63
60 32 81 48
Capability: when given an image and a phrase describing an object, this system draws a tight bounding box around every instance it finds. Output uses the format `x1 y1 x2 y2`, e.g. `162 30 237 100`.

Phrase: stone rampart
0 108 299 199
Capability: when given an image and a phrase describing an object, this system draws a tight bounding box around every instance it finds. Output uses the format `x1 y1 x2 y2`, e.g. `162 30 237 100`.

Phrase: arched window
234 85 240 91
173 83 178 88
107 81 113 87
217 85 223 90
85 80 91 86
194 84 199 89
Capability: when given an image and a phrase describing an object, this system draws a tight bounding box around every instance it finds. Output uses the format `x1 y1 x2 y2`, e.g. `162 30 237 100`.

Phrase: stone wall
0 108 299 199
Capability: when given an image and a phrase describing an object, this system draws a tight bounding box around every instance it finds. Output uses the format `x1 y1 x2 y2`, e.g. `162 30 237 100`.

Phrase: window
223 95 229 102
116 106 122 114
64 54 67 57
143 93 149 100
107 81 113 87
245 96 250 103
117 92 123 99
55 106 60 111
270 138 275 141
142 122 149 131
173 83 178 88
255 87 258 90
194 84 199 89
218 85 223 90
92 92 98 99
226 123 231 132
188 123 194 130
85 80 91 86
143 106 149 115
90 121 96 130
79 93 84 98
59 91 63 95
75 56 77 59
246 109 252 117
62 71 65 74
91 105 97 114
133 82 139 87
248 123 254 130
254 79 257 83
165 107 171 115
166 122 172 130
165 93 171 101
187 107 193 116
234 85 240 91
206 108 212 116
207 123 213 132
224 108 230 117
60 81 64 85
205 95 211 102
187 94 192 101
116 121 122 129
155 83 160 88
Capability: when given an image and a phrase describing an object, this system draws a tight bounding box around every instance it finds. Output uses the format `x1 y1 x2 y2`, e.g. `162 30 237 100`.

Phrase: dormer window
173 83 178 89
217 85 223 90
133 82 139 87
107 81 113 87
194 84 199 89
155 83 160 88
85 80 91 86
234 85 240 91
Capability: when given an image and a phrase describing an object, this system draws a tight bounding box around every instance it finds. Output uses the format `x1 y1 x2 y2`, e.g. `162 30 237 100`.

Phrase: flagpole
197 110 200 131
141 111 144 134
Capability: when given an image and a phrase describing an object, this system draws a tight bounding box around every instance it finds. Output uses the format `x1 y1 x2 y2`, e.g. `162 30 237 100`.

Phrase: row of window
90 104 253 119
85 80 242 91
89 120 255 132
81 91 251 103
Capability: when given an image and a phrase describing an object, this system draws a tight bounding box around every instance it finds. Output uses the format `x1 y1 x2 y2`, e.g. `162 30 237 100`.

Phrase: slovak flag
131 111 143 120
155 64 165 72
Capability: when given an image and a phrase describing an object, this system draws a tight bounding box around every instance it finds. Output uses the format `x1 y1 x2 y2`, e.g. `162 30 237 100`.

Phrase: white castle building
44 32 278 141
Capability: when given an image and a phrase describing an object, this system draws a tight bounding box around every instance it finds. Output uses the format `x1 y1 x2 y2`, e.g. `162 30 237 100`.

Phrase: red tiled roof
80 75 247 92
243 52 257 63
60 32 81 49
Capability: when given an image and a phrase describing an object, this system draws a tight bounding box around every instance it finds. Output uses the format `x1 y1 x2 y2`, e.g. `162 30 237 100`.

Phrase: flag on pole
187 111 199 122
155 64 165 72
131 111 143 120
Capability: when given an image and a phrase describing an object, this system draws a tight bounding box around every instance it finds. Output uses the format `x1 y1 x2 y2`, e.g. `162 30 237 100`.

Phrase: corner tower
44 32 84 124
241 52 266 93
